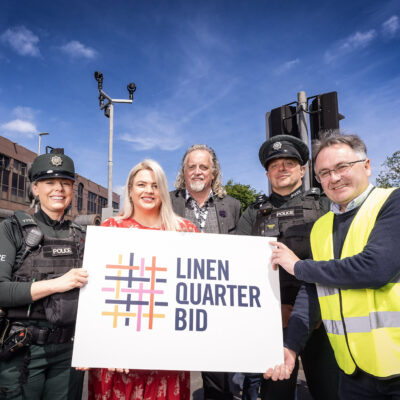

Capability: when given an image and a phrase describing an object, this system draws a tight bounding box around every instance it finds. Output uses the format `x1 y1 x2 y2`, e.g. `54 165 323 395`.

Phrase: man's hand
263 347 296 381
270 241 299 276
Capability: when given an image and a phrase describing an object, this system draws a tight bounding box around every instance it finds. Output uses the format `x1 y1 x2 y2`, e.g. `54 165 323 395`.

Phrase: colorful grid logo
101 252 168 331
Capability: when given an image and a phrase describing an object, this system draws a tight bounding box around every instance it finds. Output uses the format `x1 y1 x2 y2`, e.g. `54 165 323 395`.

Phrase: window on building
11 159 27 202
98 196 107 214
112 201 119 211
87 191 97 214
78 183 84 212
0 153 10 200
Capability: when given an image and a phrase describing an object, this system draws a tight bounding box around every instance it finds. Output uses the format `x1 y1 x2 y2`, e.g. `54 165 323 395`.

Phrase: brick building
0 135 119 223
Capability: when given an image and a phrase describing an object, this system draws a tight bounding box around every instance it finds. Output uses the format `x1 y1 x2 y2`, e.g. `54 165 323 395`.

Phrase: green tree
224 179 264 213
376 150 400 188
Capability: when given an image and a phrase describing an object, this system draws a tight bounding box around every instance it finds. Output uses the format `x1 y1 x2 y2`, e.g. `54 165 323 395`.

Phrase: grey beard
189 181 205 192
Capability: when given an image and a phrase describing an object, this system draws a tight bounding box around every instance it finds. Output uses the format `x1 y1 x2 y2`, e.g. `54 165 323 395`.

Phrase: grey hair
174 144 227 198
312 130 367 163
118 159 184 231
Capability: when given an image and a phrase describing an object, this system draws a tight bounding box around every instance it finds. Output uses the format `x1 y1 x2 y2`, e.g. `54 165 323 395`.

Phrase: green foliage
376 151 400 188
224 179 264 213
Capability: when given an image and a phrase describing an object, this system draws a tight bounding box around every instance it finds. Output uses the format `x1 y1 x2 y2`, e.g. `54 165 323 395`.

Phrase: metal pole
108 103 114 209
38 135 41 156
297 91 311 190
37 132 49 155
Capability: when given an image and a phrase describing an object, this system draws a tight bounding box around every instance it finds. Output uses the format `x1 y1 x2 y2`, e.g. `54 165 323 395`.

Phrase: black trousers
202 372 233 400
339 370 400 400
300 323 339 400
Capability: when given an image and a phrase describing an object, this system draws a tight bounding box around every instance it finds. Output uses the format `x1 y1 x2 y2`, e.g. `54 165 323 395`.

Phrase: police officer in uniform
237 135 338 400
0 150 88 399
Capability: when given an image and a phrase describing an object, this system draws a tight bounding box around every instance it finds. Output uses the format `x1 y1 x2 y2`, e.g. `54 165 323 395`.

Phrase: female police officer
0 150 88 399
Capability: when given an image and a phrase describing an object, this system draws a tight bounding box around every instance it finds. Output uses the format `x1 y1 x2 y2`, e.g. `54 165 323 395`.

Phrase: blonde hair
118 159 184 231
174 144 227 198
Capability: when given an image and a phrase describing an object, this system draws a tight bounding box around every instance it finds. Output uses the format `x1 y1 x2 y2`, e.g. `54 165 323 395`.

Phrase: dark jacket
170 189 241 234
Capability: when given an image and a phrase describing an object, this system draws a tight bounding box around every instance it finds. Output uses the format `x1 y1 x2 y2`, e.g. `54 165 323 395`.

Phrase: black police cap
259 135 309 169
29 153 75 182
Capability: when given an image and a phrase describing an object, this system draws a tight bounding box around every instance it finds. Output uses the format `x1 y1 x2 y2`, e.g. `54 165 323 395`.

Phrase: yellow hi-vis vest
310 187 400 378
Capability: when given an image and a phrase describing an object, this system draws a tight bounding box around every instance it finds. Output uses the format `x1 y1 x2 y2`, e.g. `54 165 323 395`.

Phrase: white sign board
72 226 283 373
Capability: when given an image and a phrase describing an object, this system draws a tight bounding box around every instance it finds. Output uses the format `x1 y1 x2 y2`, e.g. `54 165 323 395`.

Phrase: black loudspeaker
309 91 344 141
269 105 300 138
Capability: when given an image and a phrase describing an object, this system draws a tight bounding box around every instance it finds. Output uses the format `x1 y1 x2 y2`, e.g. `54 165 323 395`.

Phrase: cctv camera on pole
94 71 136 221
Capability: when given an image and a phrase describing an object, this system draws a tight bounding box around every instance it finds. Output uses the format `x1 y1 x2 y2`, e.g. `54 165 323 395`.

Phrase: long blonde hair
118 159 184 231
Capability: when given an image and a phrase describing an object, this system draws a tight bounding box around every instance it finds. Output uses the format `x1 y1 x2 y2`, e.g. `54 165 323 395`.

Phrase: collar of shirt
185 189 214 230
185 189 214 205
269 186 303 208
330 183 374 215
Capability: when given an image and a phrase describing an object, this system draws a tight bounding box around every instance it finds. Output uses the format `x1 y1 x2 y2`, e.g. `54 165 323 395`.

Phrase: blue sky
1 0 399 197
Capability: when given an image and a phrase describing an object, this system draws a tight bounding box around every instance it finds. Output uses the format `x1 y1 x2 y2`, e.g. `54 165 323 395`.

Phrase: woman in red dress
89 159 197 400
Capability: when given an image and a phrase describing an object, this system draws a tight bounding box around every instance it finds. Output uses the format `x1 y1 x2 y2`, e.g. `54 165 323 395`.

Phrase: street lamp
94 71 136 220
37 132 49 155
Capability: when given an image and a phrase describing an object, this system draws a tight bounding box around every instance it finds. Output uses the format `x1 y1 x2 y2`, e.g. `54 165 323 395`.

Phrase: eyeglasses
268 159 299 172
316 159 366 182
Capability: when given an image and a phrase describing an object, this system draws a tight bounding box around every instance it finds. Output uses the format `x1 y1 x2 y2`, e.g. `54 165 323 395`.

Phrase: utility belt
0 315 74 361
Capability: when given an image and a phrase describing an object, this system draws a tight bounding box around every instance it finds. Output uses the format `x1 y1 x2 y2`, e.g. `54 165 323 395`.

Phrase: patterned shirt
185 189 214 230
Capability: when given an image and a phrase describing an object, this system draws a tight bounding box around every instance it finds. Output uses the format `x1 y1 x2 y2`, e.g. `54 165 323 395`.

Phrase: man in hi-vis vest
264 132 400 399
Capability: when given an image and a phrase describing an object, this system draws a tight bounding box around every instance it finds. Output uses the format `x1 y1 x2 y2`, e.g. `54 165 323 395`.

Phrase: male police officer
266 132 400 399
0 149 88 399
171 144 241 400
237 135 338 400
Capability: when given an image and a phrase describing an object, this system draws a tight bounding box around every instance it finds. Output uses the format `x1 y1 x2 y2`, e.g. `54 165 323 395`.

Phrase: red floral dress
88 217 197 400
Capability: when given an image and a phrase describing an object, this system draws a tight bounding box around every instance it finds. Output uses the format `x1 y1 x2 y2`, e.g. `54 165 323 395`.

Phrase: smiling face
266 157 305 196
32 178 73 221
183 150 215 194
315 144 371 211
129 169 161 216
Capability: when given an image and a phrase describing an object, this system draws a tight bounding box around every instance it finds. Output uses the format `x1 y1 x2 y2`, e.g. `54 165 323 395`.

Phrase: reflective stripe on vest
311 187 400 378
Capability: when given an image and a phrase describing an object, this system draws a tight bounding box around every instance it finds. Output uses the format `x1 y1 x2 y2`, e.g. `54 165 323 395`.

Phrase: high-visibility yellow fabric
310 188 400 378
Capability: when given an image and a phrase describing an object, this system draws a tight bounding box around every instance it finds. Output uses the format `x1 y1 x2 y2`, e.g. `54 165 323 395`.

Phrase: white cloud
12 106 37 120
120 132 183 151
275 58 300 74
0 26 40 57
1 119 37 136
382 15 399 36
60 40 97 59
341 30 376 50
324 29 376 63
120 111 184 151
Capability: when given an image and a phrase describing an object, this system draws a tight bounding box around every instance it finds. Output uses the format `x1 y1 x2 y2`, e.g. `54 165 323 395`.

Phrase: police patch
50 155 63 167
52 247 73 256
42 244 77 257
276 209 295 217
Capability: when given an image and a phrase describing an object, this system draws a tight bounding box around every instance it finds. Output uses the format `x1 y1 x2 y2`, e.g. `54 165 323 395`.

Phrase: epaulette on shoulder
13 210 37 227
251 194 269 209
304 187 321 198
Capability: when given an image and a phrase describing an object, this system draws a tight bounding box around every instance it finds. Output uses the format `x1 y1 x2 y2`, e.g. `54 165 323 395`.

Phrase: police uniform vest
310 187 400 378
7 211 84 327
253 188 323 305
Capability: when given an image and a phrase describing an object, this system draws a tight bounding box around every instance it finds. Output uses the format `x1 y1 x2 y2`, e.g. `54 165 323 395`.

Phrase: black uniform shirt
0 209 73 308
